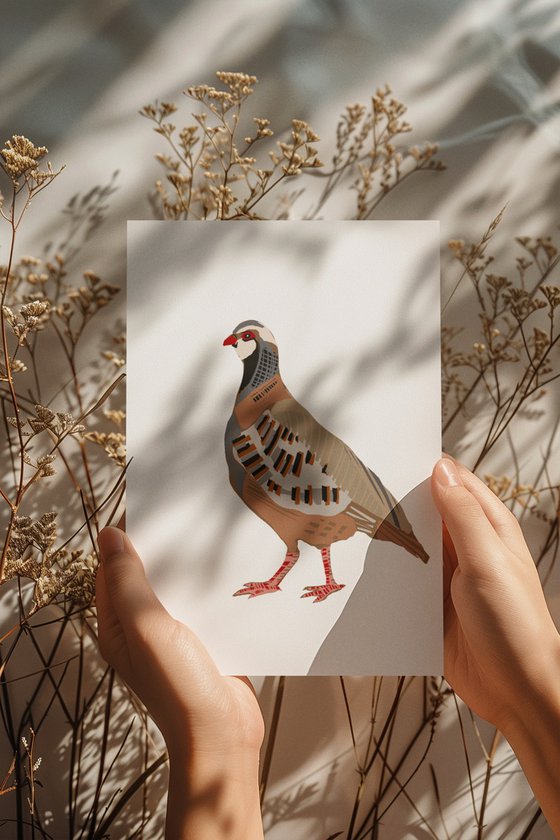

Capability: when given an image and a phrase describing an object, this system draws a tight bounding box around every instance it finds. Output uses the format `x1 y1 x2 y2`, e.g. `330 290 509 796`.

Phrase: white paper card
127 220 442 675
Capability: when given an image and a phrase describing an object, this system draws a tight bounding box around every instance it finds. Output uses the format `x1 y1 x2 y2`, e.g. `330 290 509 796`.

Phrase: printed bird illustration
223 320 429 603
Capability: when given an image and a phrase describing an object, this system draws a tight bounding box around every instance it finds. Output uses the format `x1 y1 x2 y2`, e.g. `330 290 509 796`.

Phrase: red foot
233 581 282 598
301 582 345 603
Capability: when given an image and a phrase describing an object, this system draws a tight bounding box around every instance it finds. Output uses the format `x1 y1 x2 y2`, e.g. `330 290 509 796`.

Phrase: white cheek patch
235 338 257 360
257 326 276 345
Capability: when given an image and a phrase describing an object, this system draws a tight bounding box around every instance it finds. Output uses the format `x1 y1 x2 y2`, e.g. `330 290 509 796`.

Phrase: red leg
233 550 299 598
302 546 345 603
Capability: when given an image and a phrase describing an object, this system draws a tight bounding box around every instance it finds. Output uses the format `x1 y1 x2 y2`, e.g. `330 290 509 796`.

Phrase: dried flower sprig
1 139 124 589
0 136 64 232
141 74 322 220
4 512 97 609
309 85 445 219
20 728 42 817
83 430 126 468
0 137 138 839
142 74 444 221
444 220 560 471
1 137 50 188
53 271 120 353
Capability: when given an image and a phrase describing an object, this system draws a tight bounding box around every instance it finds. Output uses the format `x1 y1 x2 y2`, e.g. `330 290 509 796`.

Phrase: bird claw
301 583 345 603
233 581 282 598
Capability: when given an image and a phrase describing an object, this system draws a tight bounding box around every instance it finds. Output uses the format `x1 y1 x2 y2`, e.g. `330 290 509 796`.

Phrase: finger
452 461 530 557
95 559 117 637
97 527 168 635
95 559 131 669
431 459 506 575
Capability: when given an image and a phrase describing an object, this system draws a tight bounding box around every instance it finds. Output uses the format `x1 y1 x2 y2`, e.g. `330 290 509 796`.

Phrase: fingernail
434 458 463 488
98 527 126 560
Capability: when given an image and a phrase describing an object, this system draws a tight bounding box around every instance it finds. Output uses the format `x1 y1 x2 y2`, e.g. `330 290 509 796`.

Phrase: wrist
166 746 263 840
494 633 560 837
497 631 560 738
167 738 262 779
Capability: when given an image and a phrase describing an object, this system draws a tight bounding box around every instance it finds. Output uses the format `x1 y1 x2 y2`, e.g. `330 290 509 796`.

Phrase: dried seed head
21 300 49 320
35 405 56 424
540 284 560 310
1 136 48 180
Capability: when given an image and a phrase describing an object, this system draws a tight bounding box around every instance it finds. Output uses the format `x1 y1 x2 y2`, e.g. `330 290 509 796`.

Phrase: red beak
223 334 237 346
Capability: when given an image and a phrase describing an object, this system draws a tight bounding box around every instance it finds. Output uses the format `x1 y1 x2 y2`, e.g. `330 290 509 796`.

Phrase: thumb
431 458 505 575
97 526 167 634
97 528 228 723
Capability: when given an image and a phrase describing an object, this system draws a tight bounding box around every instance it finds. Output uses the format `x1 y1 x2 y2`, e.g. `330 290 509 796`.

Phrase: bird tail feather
374 518 429 563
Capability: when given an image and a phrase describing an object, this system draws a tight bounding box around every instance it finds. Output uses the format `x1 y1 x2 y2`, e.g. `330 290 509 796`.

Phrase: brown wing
270 397 412 530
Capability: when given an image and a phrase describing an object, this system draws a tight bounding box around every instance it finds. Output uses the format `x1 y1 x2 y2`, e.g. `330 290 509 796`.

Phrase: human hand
431 457 560 731
95 526 264 839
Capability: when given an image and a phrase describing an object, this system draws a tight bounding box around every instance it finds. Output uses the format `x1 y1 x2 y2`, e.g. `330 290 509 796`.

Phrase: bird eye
243 332 254 340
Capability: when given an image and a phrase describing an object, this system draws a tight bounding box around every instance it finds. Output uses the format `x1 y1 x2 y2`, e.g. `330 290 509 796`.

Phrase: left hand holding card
95 526 265 839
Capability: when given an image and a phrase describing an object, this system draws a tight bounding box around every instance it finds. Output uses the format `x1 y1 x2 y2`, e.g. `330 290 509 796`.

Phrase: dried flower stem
0 753 16 798
259 675 286 806
476 729 501 840
1 190 27 580
345 676 405 838
351 678 451 839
